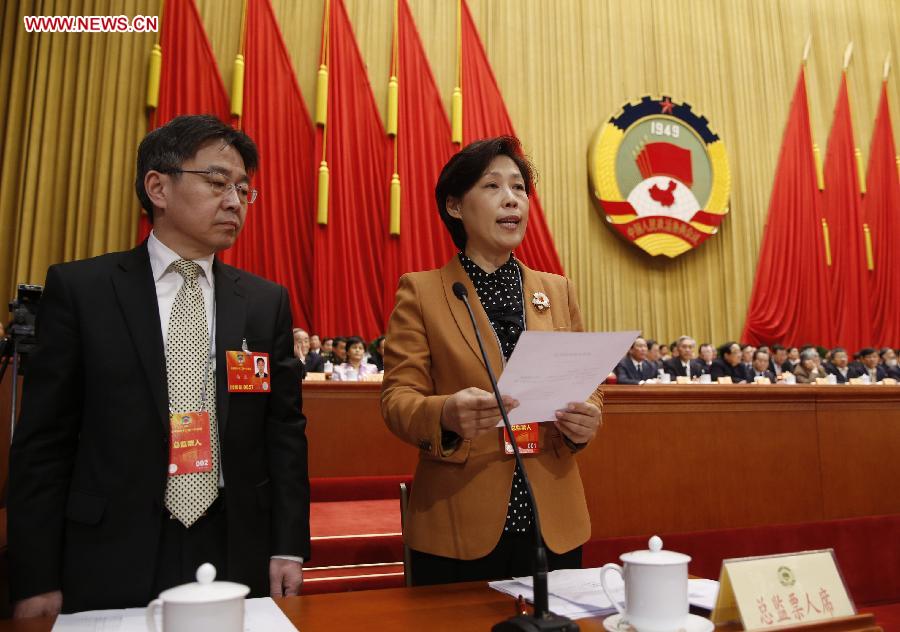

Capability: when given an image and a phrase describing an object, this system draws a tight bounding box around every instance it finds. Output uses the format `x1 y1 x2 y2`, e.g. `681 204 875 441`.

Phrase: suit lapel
213 260 246 434
518 261 553 332
440 257 503 374
111 242 168 430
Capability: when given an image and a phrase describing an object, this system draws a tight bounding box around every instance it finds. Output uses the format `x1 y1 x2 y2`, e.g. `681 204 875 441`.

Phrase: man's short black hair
435 136 535 251
256 357 265 365
771 344 785 352
752 349 770 361
135 114 259 222
858 347 877 358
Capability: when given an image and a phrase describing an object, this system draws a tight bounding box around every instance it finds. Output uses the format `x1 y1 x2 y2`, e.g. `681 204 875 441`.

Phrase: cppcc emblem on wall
589 96 730 258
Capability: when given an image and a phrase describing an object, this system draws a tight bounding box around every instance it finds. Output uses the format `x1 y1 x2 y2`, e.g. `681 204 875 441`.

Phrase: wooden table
304 383 900 538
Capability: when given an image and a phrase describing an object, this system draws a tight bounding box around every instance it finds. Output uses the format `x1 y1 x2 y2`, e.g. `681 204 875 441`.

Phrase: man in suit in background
294 328 324 375
614 337 657 384
663 336 703 380
697 343 715 375
8 115 310 617
850 348 886 382
824 347 851 383
748 349 776 383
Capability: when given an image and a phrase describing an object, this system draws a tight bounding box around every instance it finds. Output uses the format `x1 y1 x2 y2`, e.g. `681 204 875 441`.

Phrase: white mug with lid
600 536 690 632
146 563 249 632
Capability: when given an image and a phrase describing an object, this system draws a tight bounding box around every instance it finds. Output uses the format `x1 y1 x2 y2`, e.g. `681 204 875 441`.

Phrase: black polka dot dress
458 253 533 534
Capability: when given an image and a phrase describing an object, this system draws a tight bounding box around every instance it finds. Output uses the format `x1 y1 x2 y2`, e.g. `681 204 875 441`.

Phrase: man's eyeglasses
165 169 258 205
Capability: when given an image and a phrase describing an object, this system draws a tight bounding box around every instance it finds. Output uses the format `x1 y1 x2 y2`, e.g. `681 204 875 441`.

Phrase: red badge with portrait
502 423 540 455
226 350 271 393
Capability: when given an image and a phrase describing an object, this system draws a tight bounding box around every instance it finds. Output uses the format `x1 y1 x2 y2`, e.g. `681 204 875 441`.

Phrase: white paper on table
51 597 298 632
496 330 639 425
489 568 719 621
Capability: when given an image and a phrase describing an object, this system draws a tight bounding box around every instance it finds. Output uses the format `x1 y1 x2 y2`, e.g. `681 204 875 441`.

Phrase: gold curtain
0 0 156 308
2 0 898 345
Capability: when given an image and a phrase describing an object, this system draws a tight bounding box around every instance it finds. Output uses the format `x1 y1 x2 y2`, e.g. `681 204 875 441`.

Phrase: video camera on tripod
2 283 43 441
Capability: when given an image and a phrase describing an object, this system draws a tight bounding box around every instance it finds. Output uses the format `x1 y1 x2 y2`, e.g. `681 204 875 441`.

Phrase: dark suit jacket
303 353 325 374
848 364 887 382
710 359 748 383
748 369 776 383
824 363 851 383
614 357 657 384
8 242 310 612
662 357 704 379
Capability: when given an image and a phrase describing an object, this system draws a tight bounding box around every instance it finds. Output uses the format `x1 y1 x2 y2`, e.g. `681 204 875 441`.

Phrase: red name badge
226 350 271 393
168 411 212 476
502 423 540 455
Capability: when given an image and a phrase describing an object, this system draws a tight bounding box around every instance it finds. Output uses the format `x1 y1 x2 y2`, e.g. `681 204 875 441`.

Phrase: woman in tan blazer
381 137 602 585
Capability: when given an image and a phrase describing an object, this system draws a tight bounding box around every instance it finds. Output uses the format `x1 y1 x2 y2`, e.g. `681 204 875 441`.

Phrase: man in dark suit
663 336 704 380
824 347 851 383
614 337 657 384
849 348 887 382
293 328 325 375
8 115 310 617
710 342 749 383
254 357 270 378
748 349 776 383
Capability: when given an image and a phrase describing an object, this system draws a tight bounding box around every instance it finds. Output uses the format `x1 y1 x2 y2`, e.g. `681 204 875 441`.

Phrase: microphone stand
452 283 578 632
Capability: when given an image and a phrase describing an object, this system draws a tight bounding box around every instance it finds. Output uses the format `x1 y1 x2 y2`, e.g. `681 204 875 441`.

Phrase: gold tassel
315 65 329 126
855 147 866 194
389 173 401 235
146 44 162 110
812 143 825 190
821 218 832 266
864 223 874 271
230 54 245 118
387 76 399 136
451 87 462 144
317 161 330 225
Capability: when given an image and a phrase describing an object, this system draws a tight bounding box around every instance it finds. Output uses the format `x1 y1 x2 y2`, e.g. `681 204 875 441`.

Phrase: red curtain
220 0 315 330
865 82 900 347
822 73 872 351
459 0 564 276
742 67 835 347
381 0 458 323
136 0 231 243
312 0 390 340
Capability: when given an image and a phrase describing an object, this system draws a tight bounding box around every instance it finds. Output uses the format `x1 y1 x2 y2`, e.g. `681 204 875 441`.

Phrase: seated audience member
321 337 334 362
309 334 322 355
331 336 378 381
824 347 851 383
369 336 386 372
711 342 748 383
614 337 657 384
881 347 900 380
849 348 886 382
645 339 661 373
770 344 788 376
658 343 672 364
794 348 827 383
698 343 714 374
740 344 756 374
748 349 776 383
294 328 325 375
786 346 800 370
331 337 348 365
663 336 703 380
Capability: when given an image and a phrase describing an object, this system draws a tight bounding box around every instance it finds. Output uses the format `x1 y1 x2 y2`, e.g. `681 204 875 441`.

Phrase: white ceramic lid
158 564 250 604
619 536 691 565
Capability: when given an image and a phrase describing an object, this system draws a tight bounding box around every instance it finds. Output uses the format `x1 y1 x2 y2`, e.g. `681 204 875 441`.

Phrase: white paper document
496 331 639 425
51 597 298 632
489 568 719 620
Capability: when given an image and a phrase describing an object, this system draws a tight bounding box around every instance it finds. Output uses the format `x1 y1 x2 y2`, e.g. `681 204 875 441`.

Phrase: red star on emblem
660 98 674 114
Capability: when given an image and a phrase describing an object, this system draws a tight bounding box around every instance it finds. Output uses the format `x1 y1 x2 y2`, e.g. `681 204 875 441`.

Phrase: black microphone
451 282 577 632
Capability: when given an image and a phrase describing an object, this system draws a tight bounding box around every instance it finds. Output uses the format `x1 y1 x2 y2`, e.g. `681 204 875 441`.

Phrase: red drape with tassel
220 0 316 330
381 0 458 323
865 82 900 347
822 73 872 351
136 0 231 243
459 0 564 275
312 0 390 340
742 67 835 347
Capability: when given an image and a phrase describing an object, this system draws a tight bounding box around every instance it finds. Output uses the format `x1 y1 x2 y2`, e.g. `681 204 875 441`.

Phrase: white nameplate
711 549 854 630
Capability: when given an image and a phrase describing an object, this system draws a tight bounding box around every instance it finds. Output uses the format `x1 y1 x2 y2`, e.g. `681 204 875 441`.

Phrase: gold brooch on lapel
531 292 550 312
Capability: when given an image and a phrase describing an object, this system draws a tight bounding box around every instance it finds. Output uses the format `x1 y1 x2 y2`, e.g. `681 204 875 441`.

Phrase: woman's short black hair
135 114 258 222
434 136 535 251
345 336 365 351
